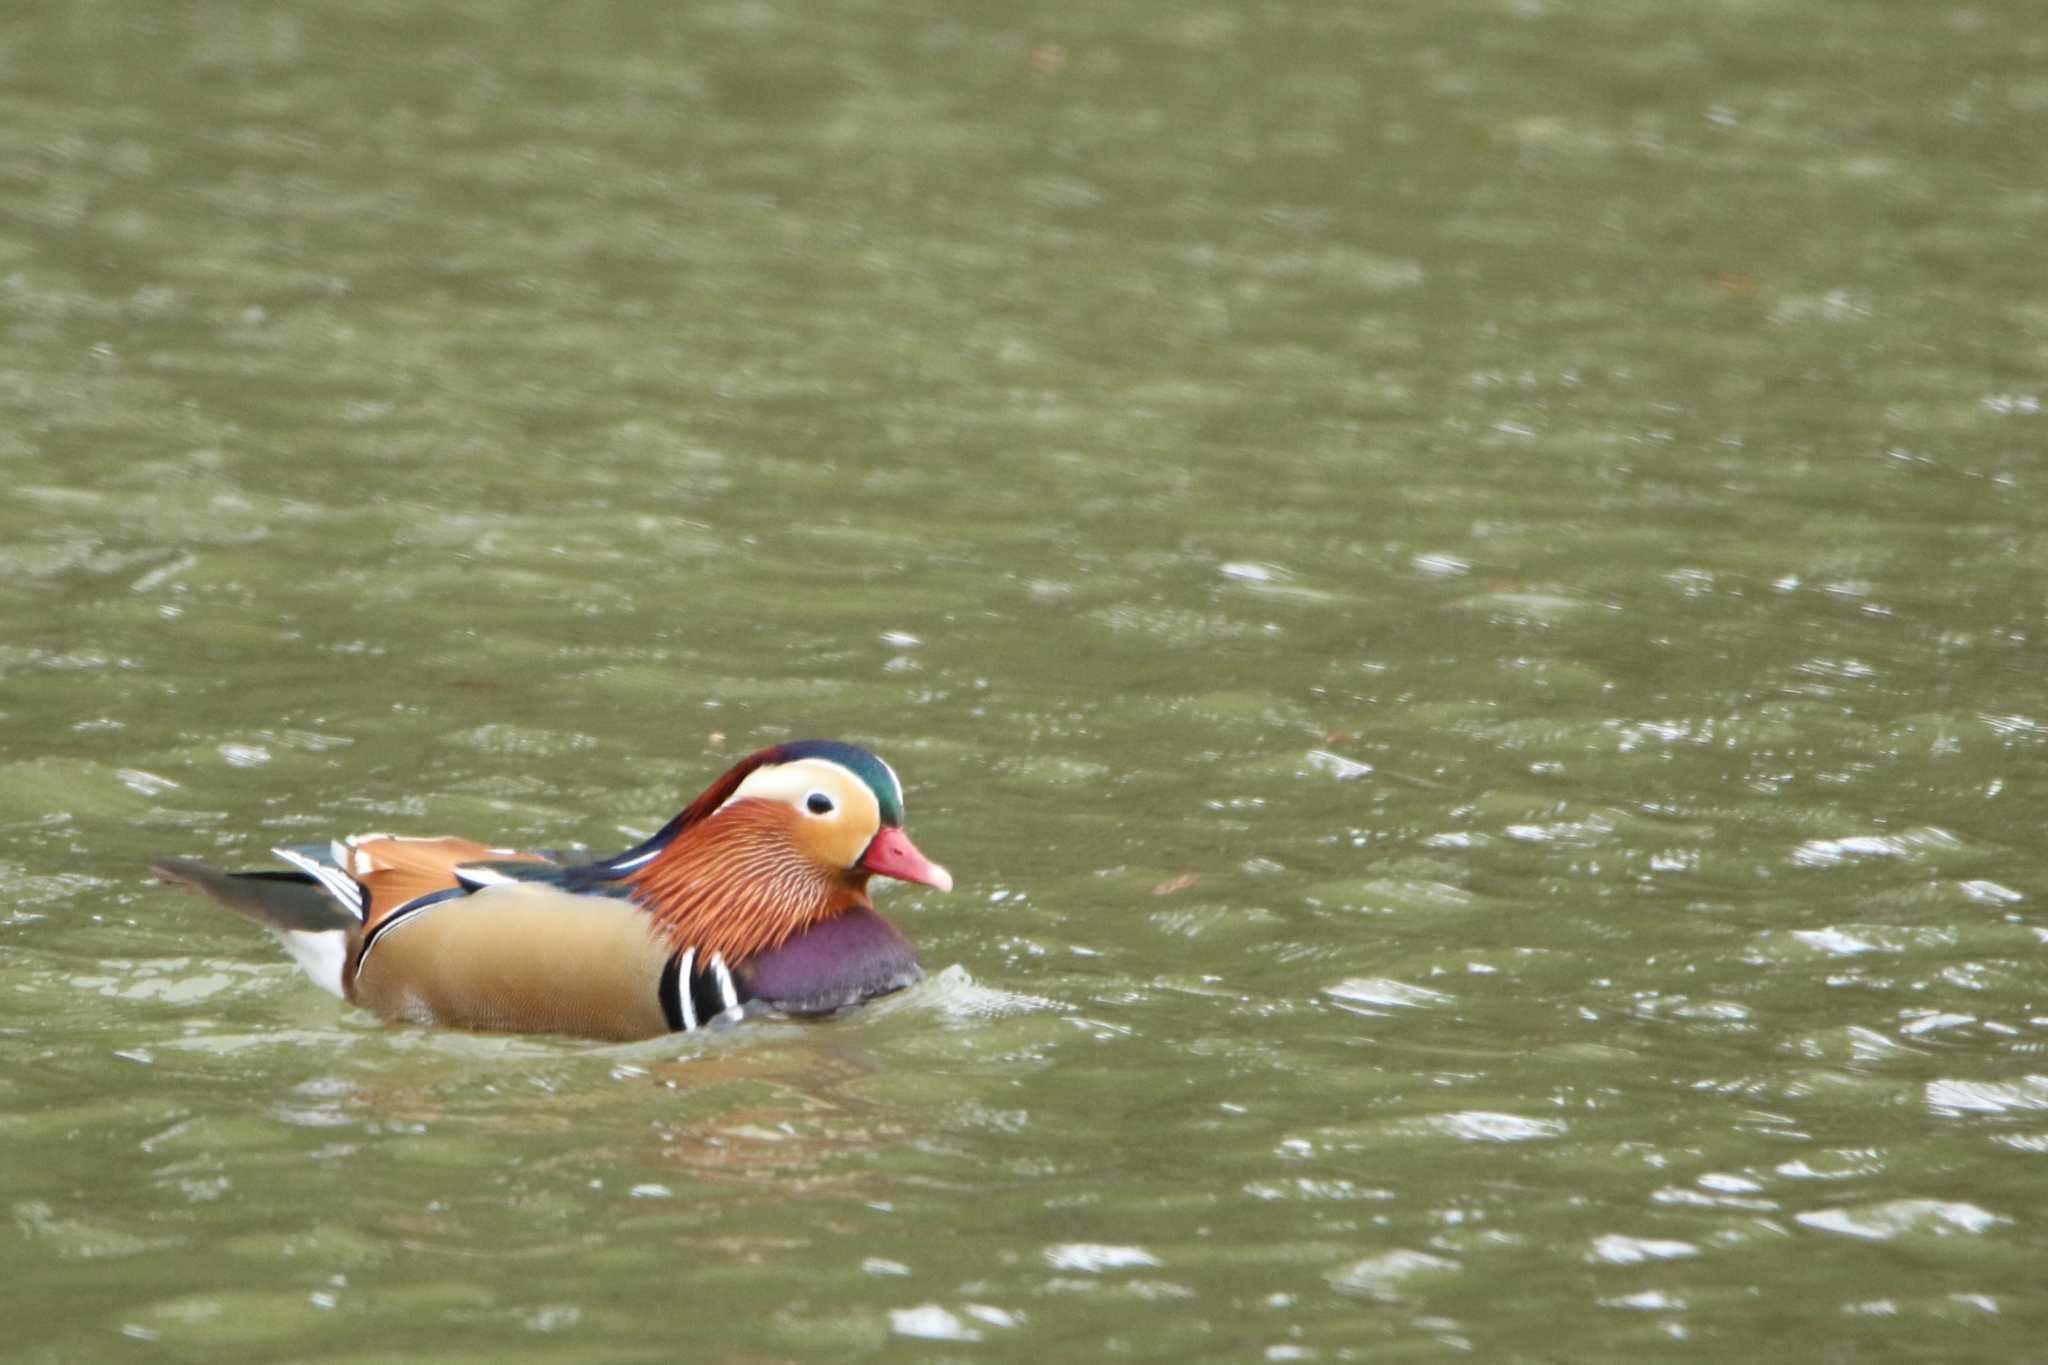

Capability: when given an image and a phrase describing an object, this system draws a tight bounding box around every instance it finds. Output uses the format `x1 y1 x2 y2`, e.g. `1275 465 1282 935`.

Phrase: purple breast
740 906 923 1014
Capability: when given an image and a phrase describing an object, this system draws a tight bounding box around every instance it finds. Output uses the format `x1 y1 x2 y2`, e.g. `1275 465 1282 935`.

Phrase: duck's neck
622 803 867 964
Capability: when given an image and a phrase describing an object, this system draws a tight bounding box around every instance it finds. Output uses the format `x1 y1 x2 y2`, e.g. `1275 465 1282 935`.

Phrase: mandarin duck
151 740 951 1041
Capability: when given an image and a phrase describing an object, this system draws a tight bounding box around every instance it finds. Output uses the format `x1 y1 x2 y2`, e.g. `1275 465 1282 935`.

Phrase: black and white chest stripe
659 947 748 1032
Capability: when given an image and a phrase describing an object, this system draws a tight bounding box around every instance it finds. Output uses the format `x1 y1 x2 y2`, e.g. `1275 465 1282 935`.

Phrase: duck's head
715 739 952 892
617 739 952 964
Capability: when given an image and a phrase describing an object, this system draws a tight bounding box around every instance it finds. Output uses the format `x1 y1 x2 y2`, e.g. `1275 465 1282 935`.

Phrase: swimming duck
151 740 951 1041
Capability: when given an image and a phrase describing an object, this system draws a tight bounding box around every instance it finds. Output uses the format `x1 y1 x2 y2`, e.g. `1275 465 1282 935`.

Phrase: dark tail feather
150 858 357 935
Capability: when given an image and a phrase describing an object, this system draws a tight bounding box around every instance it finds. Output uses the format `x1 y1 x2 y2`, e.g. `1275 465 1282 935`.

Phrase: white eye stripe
723 757 879 831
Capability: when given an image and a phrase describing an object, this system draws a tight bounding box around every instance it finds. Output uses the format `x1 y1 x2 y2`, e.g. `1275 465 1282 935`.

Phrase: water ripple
1788 827 1968 869
1424 1111 1567 1143
1323 977 1453 1012
1043 1244 1162 1273
1327 1249 1461 1302
1924 1076 2048 1116
890 1305 983 1342
1795 1200 2006 1241
1588 1234 1699 1265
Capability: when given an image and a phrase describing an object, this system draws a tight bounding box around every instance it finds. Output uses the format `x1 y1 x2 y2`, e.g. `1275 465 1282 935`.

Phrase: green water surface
4 1 2047 1360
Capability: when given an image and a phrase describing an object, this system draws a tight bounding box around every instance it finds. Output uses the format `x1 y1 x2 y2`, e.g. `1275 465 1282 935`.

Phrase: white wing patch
270 845 365 920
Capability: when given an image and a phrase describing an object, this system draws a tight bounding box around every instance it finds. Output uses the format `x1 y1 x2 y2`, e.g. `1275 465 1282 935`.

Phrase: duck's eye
805 792 836 816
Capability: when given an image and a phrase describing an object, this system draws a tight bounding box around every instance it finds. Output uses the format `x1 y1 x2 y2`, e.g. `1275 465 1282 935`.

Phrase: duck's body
153 740 950 1041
